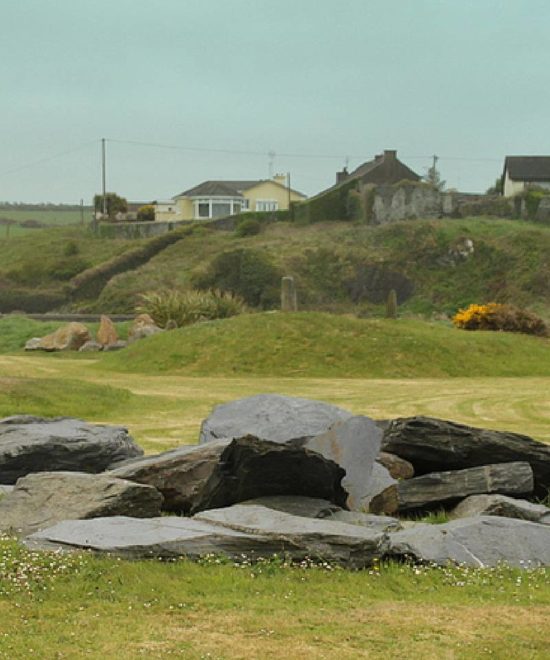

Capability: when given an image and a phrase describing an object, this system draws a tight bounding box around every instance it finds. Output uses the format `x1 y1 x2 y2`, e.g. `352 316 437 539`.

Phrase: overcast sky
1 0 549 203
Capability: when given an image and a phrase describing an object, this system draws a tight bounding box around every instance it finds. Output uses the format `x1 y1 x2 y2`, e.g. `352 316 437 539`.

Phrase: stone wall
366 183 456 224
94 220 191 239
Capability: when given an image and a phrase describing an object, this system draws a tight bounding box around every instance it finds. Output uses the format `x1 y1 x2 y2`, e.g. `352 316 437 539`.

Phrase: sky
1 0 549 203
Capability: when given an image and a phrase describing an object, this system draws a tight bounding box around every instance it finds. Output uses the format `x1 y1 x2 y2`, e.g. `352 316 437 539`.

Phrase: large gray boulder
109 435 348 515
449 494 550 525
199 394 352 444
0 416 143 484
195 504 389 567
0 472 163 536
387 516 550 568
24 512 388 567
382 416 550 495
370 462 534 514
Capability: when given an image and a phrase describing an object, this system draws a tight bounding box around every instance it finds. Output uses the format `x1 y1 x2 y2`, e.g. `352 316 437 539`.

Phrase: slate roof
176 179 306 198
504 156 550 182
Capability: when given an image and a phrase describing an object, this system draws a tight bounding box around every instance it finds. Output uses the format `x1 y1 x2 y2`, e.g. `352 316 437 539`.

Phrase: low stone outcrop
0 416 143 484
449 494 550 525
369 462 534 514
382 416 550 495
199 394 352 444
96 315 118 347
24 322 91 351
0 472 163 536
387 516 550 568
78 340 103 352
109 435 348 515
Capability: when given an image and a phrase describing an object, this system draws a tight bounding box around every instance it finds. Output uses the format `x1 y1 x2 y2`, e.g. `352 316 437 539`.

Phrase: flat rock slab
377 452 414 480
195 504 389 567
199 394 352 444
370 461 534 514
387 516 550 568
110 436 348 515
241 495 402 532
0 416 143 484
0 472 163 536
450 494 550 525
0 485 13 496
382 416 550 495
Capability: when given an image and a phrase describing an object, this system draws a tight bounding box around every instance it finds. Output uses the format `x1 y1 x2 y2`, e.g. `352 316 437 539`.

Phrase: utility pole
80 198 84 225
268 150 275 179
101 138 107 217
432 154 439 171
287 172 291 210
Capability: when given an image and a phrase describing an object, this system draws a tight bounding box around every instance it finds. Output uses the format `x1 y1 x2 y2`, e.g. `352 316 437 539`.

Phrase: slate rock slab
382 416 550 495
0 471 163 536
377 452 414 480
195 504 389 567
0 416 144 484
0 485 13 496
24 516 277 559
387 516 550 568
24 322 91 351
370 462 534 514
241 495 402 532
199 394 352 444
110 435 348 515
450 494 550 525
303 416 383 510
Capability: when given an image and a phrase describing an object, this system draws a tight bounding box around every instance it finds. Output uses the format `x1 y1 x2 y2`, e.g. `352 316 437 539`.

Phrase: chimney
384 150 397 160
336 167 349 184
273 173 287 185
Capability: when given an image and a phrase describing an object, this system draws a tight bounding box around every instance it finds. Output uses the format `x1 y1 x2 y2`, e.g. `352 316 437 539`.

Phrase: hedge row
0 284 66 313
68 227 192 301
291 179 361 224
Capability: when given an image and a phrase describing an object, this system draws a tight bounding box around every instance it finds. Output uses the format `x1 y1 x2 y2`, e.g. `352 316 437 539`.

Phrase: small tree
486 176 504 195
93 193 128 221
424 165 445 191
137 204 156 222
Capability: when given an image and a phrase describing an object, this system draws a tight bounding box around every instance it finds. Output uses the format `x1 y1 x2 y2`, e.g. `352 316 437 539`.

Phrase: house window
256 200 278 212
197 202 210 218
211 202 232 218
193 197 244 220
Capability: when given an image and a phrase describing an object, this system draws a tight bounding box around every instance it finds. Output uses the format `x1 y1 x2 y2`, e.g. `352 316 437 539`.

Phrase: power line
0 140 98 177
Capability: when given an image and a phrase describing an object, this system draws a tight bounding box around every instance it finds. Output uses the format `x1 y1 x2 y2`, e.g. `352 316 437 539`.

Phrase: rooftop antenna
268 150 276 178
101 138 107 216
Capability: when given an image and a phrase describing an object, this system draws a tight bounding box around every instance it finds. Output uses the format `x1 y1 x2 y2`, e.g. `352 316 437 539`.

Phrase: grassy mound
96 311 550 378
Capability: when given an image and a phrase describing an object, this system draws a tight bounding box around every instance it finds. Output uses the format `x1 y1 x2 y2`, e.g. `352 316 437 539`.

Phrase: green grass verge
96 312 550 378
0 540 547 658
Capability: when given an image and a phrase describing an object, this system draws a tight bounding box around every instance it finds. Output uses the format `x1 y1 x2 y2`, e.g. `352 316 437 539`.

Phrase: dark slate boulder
109 435 348 515
386 516 550 568
0 416 143 484
449 494 550 525
195 504 389 567
0 471 163 536
382 416 550 495
370 462 534 514
199 394 352 444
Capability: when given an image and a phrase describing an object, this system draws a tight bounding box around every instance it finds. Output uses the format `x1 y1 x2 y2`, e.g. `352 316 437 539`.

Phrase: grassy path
1 355 550 451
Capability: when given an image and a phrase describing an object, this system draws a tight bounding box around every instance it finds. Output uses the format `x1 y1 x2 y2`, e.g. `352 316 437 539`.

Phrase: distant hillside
2 215 550 318
96 312 550 378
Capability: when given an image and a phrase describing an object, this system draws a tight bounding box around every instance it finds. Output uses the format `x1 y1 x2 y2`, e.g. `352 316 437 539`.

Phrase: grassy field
0 314 549 657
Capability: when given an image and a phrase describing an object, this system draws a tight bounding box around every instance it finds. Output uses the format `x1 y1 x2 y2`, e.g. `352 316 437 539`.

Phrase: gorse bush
235 218 261 237
136 289 246 328
453 302 548 337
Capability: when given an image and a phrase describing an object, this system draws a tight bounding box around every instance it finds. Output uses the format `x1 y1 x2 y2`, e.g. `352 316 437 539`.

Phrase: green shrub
48 257 91 281
235 218 261 237
136 289 246 328
193 248 282 308
137 205 156 222
63 240 80 257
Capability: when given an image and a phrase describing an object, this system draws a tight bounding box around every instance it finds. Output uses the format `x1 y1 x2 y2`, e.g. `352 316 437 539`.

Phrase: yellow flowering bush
453 303 548 337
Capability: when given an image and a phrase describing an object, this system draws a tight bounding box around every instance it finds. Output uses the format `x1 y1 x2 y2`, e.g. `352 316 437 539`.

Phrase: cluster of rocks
24 314 162 352
1 395 549 569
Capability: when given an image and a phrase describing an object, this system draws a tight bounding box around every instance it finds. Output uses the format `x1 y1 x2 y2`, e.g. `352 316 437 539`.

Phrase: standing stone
369 462 534 514
23 322 91 351
128 314 162 343
0 416 143 484
96 315 118 347
0 472 163 536
281 276 298 312
199 394 352 445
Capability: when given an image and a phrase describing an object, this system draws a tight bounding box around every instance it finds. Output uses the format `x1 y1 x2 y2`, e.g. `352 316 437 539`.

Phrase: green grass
0 540 547 658
96 311 550 378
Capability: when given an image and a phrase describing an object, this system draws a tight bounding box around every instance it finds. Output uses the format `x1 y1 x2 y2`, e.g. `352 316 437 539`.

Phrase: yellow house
155 175 307 221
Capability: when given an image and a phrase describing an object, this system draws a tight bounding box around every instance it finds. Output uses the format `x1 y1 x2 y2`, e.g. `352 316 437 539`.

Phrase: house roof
176 179 306 198
504 156 550 182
